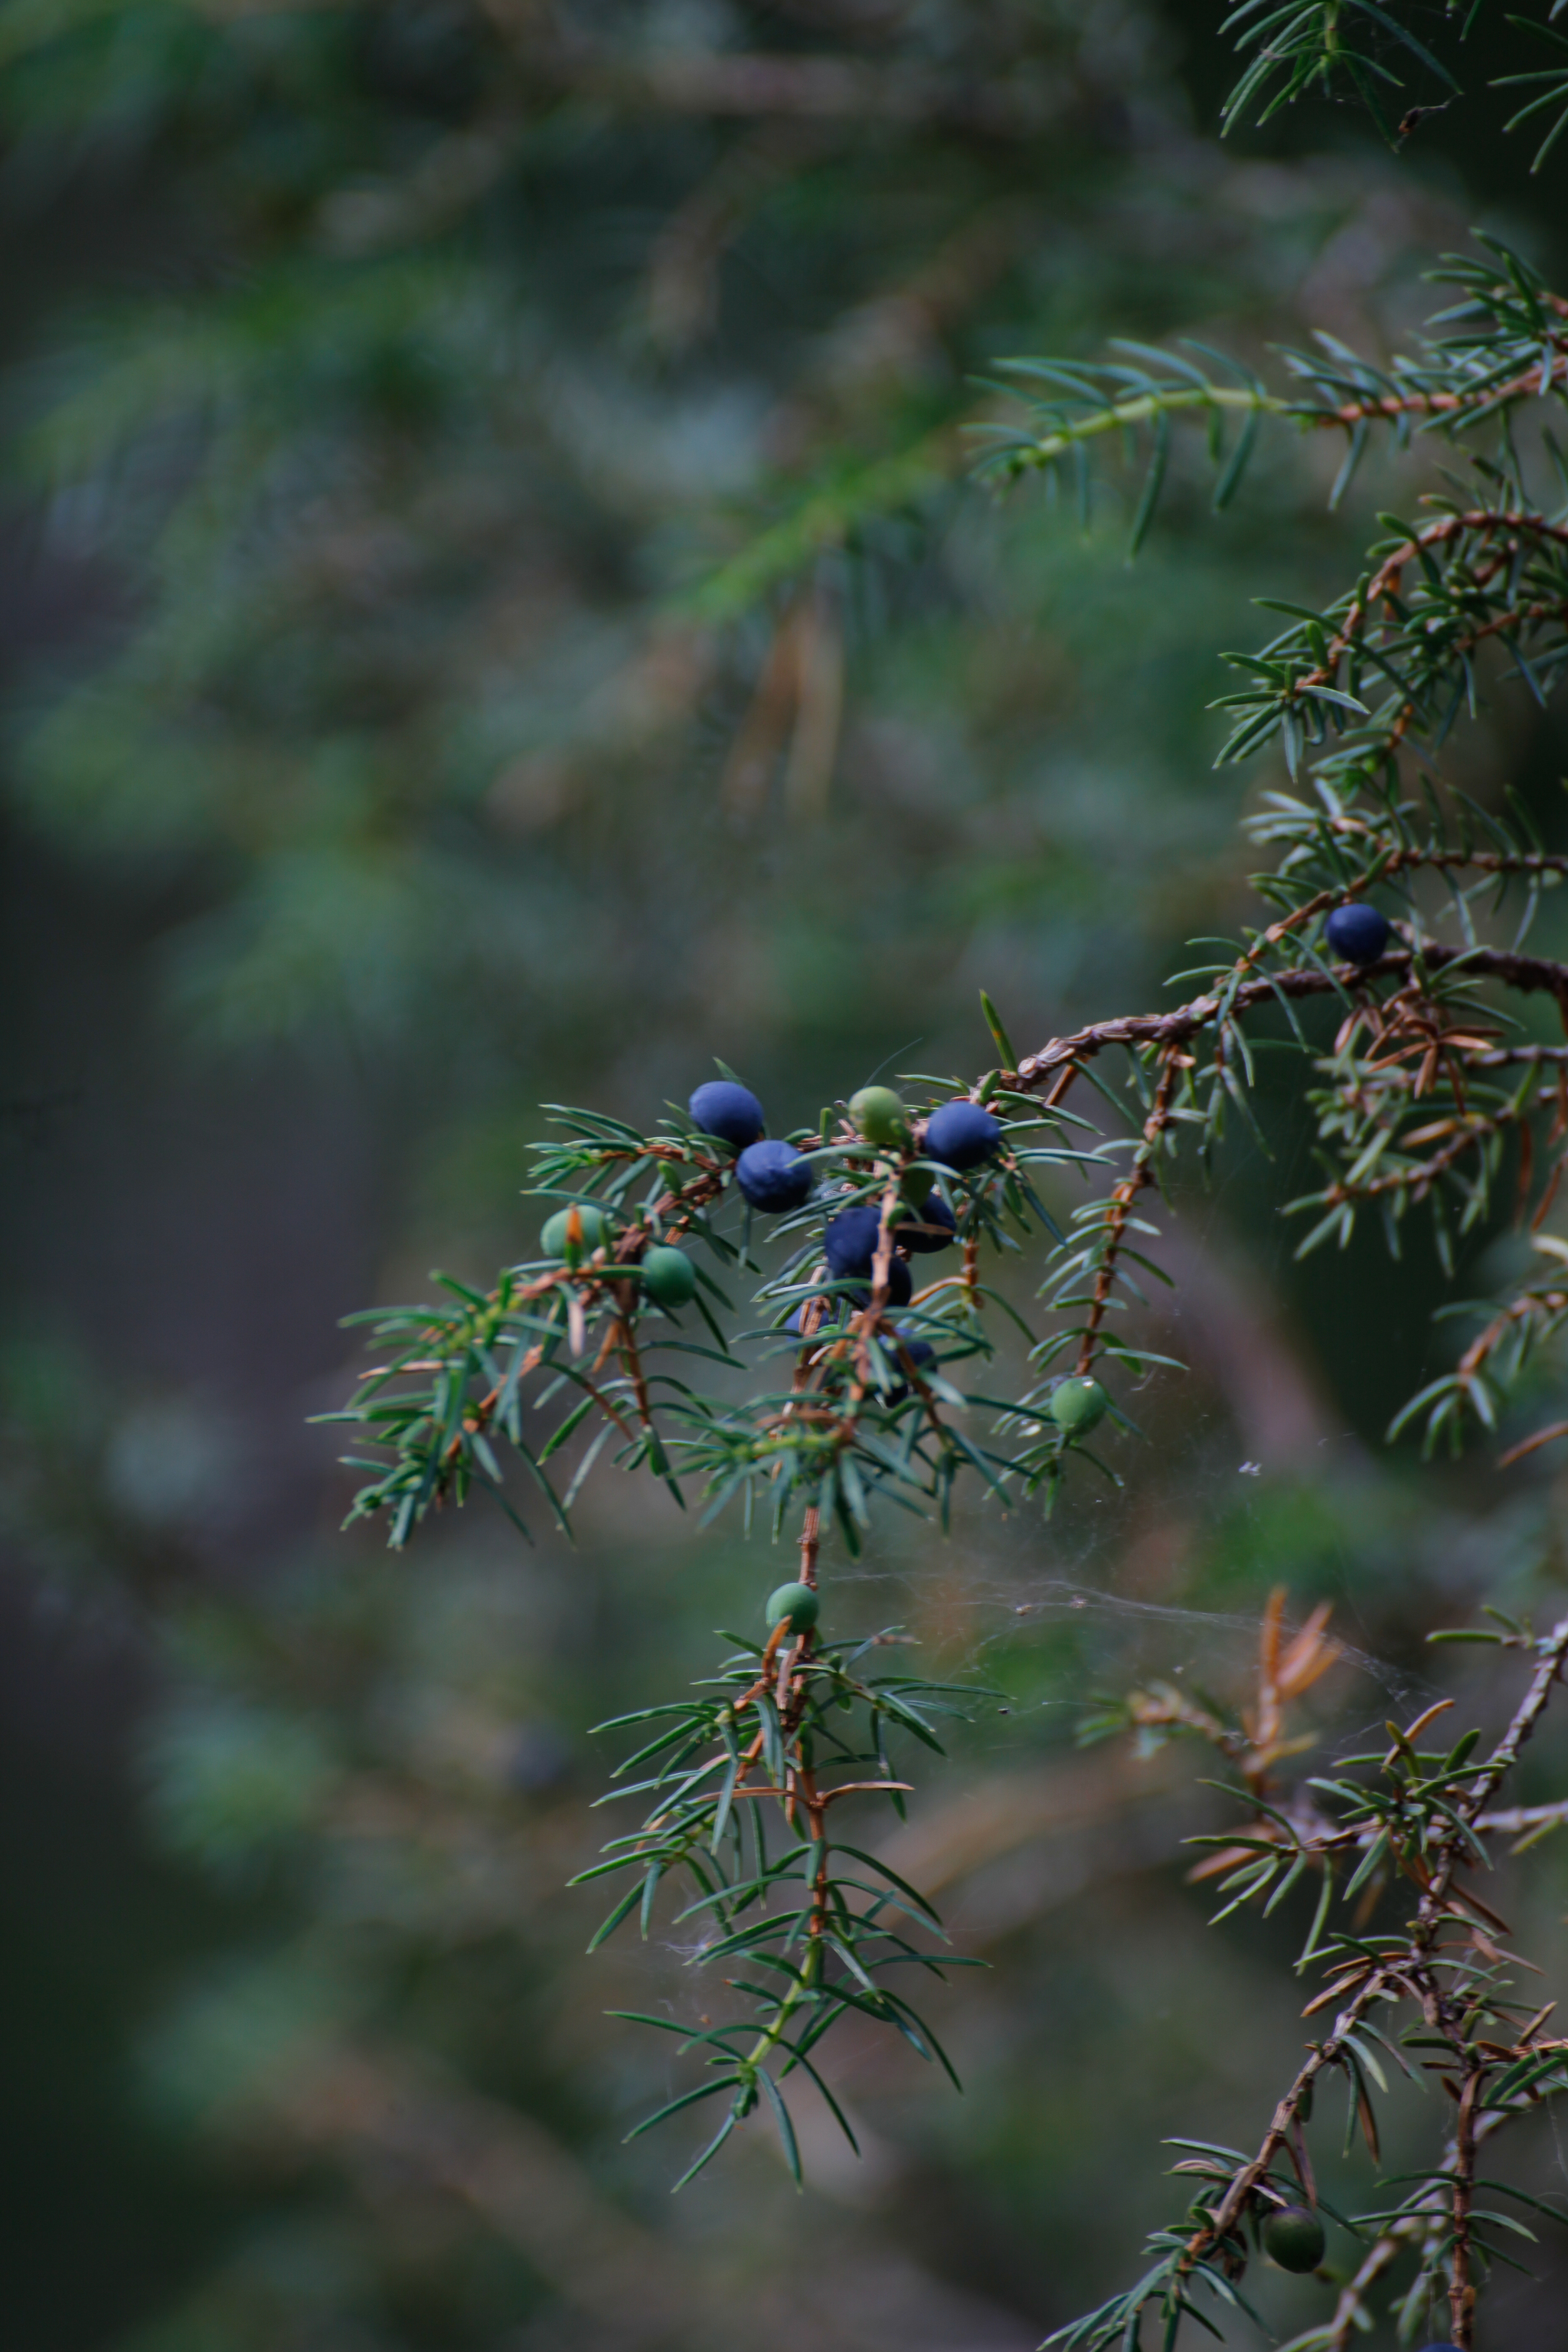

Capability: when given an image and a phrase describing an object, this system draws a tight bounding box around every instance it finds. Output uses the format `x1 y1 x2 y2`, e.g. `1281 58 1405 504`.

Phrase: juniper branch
1065 1616 1568 2352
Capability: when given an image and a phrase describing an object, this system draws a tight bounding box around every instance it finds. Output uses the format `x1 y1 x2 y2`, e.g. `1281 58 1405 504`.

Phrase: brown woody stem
1448 2062 1483 2347
1177 1616 1568 2282
1017 942 1568 1099
1074 1045 1181 1374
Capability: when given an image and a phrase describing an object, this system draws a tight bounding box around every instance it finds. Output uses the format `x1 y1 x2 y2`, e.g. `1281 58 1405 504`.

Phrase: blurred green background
4 4 1568 2347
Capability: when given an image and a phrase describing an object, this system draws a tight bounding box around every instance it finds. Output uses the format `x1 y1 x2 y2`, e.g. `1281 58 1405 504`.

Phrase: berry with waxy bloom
880 1325 937 1403
824 1209 913 1302
843 1258 913 1308
825 1205 884 1279
887 1258 914 1307
736 1139 812 1211
1325 902 1390 965
689 1078 766 1149
896 1189 956 1253
786 1299 846 1338
925 1099 1001 1170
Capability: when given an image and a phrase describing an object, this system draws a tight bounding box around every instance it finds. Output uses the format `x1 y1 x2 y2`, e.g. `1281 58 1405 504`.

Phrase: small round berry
895 1189 956 1254
849 1085 911 1147
879 1325 937 1403
841 1269 914 1313
1048 1377 1109 1436
736 1139 812 1211
1325 903 1390 965
844 1256 913 1308
541 1202 612 1260
824 1205 884 1279
640 1245 697 1309
925 1100 1002 1171
786 1298 848 1338
765 1581 820 1633
689 1079 766 1150
1262 2206 1325 2274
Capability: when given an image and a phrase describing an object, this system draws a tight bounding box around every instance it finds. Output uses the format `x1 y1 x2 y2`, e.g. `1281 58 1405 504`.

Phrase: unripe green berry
541 1203 611 1260
641 1245 697 1309
850 1086 911 1147
1048 1376 1109 1436
765 1582 820 1633
1263 2206 1325 2274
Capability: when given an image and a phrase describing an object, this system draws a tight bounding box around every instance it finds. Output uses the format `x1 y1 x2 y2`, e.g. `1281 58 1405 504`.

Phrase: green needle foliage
327 1084 1130 1556
577 1633 982 2186
1499 11 1568 170
11 0 1319 1061
1216 0 1568 163
315 46 1568 2351
1050 1616 1568 2351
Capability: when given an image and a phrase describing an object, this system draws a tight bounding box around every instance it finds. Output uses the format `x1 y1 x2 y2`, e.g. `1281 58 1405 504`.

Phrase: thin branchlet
1057 1619 1568 2352
325 235 1568 2278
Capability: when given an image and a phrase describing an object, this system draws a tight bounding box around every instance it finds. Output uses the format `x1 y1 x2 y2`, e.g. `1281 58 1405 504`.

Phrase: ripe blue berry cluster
347 1044 1125 1585
527 1070 1011 1362
690 1077 1004 1217
680 1073 1032 1450
690 1080 809 1210
687 1075 1001 1314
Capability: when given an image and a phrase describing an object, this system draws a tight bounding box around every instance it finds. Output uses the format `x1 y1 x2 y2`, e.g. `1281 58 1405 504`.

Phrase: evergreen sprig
1214 0 1568 163
321 142 1568 2347
1050 1614 1568 2352
982 237 1568 553
325 1087 1125 1555
571 1628 985 2181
